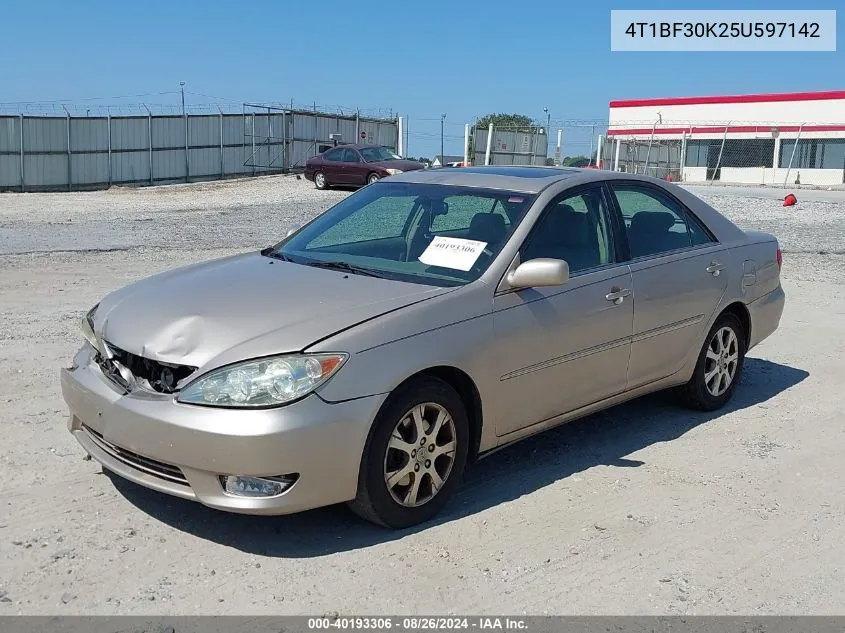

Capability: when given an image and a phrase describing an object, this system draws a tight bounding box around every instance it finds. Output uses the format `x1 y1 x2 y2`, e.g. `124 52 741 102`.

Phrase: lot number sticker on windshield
419 236 488 271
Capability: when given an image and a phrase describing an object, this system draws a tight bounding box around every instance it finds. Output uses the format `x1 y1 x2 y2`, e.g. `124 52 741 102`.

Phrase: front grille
82 425 189 486
95 343 196 394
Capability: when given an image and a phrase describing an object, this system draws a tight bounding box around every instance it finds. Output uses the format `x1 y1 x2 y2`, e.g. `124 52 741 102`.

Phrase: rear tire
348 377 469 529
314 171 328 190
678 313 746 411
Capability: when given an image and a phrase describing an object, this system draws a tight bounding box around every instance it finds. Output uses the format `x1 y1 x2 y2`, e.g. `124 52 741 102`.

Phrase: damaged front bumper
61 344 385 515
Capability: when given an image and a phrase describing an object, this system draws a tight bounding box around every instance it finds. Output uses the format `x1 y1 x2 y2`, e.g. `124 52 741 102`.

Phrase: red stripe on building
609 90 845 109
606 125 845 136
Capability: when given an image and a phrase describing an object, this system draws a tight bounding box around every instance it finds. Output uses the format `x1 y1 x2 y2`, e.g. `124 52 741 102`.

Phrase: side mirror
506 258 570 289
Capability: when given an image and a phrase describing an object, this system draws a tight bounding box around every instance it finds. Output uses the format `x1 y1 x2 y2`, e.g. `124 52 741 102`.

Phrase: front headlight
80 303 99 349
176 353 348 408
385 168 403 175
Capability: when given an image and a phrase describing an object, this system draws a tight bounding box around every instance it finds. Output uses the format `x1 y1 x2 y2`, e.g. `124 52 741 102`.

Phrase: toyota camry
61 166 785 528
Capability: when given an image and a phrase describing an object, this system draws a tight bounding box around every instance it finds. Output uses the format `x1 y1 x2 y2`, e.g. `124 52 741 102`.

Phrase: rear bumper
747 284 785 350
61 345 385 515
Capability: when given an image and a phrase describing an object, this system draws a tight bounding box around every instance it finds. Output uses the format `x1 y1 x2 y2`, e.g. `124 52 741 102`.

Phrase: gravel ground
0 175 843 615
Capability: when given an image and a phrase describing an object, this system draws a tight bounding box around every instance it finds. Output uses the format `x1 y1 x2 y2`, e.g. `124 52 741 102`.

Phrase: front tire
314 171 328 190
678 313 746 411
349 377 469 529
367 173 380 185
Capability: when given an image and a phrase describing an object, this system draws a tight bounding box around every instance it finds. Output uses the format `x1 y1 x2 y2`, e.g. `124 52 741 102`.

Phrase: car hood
369 159 425 171
91 252 451 370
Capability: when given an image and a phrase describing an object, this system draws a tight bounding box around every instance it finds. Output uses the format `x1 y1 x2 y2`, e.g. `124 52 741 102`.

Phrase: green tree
562 155 591 167
475 113 536 132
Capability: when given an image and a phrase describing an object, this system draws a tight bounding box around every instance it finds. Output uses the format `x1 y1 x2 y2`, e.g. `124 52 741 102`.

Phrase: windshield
360 147 402 162
274 182 536 287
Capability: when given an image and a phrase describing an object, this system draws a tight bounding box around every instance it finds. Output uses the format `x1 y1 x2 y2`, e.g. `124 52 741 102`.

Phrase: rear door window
609 184 715 259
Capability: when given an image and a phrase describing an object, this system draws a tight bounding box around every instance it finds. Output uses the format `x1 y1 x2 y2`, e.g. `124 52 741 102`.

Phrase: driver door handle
706 260 724 276
605 287 631 305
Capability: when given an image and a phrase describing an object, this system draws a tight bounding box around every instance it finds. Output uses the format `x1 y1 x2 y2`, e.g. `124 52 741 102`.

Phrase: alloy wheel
383 402 457 508
704 326 739 397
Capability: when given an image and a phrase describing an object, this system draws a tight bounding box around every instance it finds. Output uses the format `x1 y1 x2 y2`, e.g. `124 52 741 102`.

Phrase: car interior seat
466 213 507 250
522 204 601 272
627 211 687 258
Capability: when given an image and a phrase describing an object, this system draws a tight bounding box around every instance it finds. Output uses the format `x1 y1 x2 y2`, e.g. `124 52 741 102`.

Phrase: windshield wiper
260 247 290 261
305 260 387 278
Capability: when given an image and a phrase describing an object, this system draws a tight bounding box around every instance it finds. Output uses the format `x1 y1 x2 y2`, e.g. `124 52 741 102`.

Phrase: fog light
220 474 297 498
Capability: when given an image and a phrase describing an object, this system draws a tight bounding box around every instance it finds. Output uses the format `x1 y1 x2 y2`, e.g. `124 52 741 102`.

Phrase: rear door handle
706 260 724 276
605 287 631 304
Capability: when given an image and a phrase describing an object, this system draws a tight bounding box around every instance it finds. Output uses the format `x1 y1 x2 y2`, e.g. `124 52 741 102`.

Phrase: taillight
776 247 783 270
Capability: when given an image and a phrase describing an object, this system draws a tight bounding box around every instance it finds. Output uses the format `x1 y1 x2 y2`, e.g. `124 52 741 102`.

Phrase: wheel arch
720 301 752 349
369 366 484 462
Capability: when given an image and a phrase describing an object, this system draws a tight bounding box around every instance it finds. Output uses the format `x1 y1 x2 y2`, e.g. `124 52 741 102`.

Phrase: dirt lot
0 176 843 615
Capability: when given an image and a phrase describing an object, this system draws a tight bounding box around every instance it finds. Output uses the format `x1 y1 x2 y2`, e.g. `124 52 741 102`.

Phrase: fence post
556 128 563 166
710 124 730 184
783 123 804 186
63 106 72 191
589 124 595 164
144 105 155 185
463 124 470 166
184 109 190 183
484 123 493 165
595 134 603 168
771 132 781 186
613 137 621 171
287 109 294 171
643 120 657 176
219 109 224 180
107 115 112 187
251 114 256 176
680 131 687 180
19 114 24 192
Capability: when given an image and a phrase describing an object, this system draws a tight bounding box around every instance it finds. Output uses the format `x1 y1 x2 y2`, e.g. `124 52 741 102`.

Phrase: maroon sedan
304 144 426 190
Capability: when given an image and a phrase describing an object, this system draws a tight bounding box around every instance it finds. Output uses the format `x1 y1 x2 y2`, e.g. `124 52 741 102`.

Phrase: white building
606 89 845 186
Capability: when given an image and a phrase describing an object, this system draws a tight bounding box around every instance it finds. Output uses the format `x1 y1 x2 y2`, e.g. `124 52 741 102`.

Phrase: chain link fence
602 123 845 188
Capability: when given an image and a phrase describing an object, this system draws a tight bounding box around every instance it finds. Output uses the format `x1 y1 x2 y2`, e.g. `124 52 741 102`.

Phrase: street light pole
440 113 446 167
180 81 186 117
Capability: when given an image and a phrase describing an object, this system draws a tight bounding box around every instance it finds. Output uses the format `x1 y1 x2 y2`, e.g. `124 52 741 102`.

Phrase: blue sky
2 0 841 158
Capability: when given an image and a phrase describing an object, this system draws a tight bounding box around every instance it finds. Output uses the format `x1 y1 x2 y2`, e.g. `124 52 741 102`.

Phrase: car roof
385 165 598 193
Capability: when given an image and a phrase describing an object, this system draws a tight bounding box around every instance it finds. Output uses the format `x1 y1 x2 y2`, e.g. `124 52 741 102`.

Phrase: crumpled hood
92 252 450 370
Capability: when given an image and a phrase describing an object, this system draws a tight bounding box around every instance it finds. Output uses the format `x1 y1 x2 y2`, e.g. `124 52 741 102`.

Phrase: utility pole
180 81 186 117
440 113 446 167
543 107 550 165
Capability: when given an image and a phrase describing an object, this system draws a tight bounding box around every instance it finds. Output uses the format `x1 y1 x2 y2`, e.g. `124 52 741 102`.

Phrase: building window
685 139 775 168
685 140 718 167
778 139 845 169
